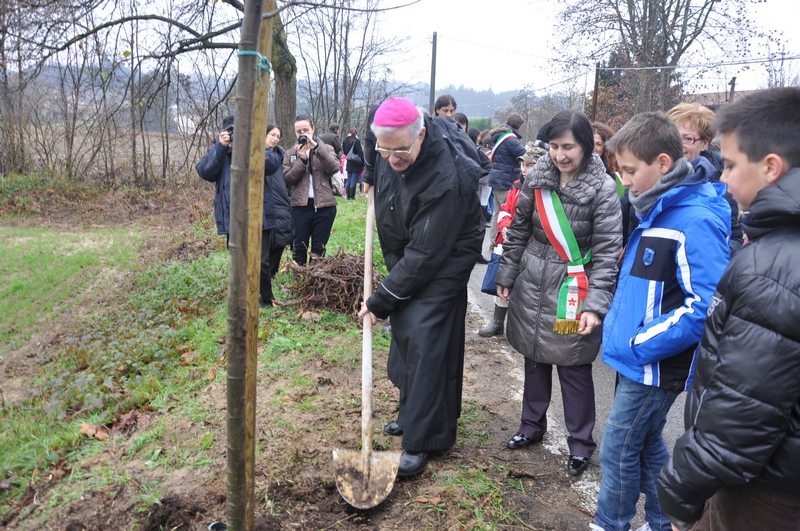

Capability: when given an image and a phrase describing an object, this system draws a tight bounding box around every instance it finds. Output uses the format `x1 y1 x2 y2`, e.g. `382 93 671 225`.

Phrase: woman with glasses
667 103 743 255
265 124 292 300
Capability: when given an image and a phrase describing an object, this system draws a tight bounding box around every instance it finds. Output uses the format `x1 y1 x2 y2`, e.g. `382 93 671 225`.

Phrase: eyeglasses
681 135 702 145
375 145 414 157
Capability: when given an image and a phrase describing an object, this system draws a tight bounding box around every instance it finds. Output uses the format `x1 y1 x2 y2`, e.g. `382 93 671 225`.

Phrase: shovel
333 187 402 509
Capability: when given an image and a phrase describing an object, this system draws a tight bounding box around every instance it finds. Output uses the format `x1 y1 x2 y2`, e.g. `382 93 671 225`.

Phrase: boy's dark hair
328 123 340 133
714 87 800 167
606 111 683 165
434 94 457 113
467 127 480 145
507 113 524 130
546 110 594 174
454 112 468 128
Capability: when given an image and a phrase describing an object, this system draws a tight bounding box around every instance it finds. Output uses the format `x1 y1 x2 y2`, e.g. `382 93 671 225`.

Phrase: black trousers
290 199 336 265
228 230 275 304
388 289 468 452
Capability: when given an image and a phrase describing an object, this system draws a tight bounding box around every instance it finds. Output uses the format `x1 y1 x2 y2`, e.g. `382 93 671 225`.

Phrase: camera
297 135 308 145
225 126 234 143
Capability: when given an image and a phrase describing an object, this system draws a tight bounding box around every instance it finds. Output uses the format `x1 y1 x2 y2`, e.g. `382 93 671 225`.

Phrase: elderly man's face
376 127 426 172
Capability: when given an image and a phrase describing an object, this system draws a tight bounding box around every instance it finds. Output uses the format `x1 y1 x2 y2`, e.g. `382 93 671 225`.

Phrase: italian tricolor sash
490 132 516 162
613 172 626 198
535 189 592 335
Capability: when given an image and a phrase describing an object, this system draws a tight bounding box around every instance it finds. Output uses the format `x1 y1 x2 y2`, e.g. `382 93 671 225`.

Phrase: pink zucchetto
373 98 420 128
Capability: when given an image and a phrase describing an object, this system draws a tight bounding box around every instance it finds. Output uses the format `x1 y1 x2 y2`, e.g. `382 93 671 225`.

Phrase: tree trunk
272 14 296 148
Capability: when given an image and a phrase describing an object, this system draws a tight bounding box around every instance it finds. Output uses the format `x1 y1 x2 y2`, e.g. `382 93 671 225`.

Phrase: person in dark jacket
318 123 342 159
358 97 484 477
592 112 730 531
433 94 456 117
668 102 744 256
265 124 292 281
487 113 527 250
196 115 281 306
341 128 364 200
658 87 800 531
282 115 340 266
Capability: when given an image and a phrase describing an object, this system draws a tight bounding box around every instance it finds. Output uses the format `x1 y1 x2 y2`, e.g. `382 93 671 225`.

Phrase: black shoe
383 421 403 436
477 255 489 265
506 432 541 449
567 455 589 476
398 451 429 476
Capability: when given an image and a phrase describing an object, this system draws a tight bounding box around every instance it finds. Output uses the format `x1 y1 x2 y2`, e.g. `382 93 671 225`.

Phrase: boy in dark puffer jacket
658 87 800 530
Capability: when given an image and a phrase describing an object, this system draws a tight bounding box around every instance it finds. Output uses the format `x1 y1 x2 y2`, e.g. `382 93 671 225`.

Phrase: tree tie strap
237 50 273 85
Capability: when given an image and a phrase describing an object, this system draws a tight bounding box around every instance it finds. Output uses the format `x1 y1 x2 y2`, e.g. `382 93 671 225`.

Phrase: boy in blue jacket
591 112 731 531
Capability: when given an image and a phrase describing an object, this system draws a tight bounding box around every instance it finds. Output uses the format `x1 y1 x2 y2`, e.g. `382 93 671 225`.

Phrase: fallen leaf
78 423 109 441
206 369 216 380
0 480 12 490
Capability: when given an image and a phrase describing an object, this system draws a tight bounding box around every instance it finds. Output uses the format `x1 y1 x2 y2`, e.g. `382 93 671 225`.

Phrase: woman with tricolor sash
494 110 622 476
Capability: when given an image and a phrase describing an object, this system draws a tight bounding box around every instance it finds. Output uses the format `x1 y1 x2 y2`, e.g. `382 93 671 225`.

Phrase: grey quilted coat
495 153 622 365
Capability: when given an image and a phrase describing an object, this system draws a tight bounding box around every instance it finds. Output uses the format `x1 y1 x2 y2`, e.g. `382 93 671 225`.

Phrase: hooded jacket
495 153 622 365
658 167 800 530
487 126 526 191
366 115 486 318
602 157 731 391
196 139 280 235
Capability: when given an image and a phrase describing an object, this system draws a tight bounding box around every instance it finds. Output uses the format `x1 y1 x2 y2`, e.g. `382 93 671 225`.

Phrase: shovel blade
332 448 402 509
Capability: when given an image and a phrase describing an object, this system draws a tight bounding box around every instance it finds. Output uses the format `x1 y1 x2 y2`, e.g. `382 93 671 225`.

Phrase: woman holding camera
282 115 340 265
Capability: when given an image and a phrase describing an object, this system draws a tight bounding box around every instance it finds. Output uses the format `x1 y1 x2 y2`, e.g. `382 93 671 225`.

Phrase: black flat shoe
507 432 541 449
568 455 589 476
398 451 429 477
383 421 403 436
477 256 489 265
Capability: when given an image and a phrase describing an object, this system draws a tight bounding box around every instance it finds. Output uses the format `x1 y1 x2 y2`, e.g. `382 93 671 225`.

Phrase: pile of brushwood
283 250 383 317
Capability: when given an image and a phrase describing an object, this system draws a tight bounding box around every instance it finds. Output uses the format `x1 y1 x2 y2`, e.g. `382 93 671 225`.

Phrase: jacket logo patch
642 247 655 266
707 294 721 317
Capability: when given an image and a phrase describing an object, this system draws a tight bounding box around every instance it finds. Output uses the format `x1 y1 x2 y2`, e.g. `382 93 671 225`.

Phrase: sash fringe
553 318 581 335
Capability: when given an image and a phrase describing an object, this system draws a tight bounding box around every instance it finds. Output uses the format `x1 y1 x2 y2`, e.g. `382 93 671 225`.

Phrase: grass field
0 194 393 520
0 226 143 349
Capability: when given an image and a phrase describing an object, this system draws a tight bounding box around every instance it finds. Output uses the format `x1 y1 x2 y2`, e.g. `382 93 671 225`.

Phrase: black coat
699 149 744 255
196 140 280 235
658 167 800 529
487 126 526 190
342 136 364 174
366 115 486 319
266 145 292 249
318 131 342 158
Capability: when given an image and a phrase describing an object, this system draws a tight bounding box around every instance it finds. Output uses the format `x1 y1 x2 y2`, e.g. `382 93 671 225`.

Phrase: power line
437 34 581 64
598 55 800 71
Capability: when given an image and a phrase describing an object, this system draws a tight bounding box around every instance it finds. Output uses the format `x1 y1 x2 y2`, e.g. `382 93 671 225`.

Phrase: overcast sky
378 0 800 96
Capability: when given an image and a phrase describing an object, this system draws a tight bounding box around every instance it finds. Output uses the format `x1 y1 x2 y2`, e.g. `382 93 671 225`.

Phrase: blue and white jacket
602 158 731 391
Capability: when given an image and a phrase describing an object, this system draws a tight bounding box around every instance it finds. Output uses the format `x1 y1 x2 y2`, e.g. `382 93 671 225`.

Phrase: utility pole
590 63 600 121
728 76 737 104
429 32 437 114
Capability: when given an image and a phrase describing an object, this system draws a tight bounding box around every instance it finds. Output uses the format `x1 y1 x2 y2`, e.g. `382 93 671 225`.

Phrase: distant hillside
400 83 517 119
